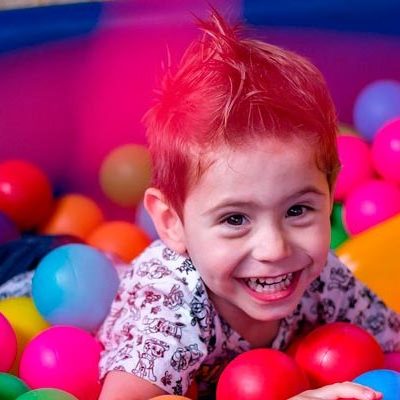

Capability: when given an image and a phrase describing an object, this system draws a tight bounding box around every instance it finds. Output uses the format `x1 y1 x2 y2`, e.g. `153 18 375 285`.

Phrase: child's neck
208 291 280 348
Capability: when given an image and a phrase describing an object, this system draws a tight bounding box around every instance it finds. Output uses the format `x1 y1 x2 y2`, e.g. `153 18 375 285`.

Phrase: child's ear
143 187 186 255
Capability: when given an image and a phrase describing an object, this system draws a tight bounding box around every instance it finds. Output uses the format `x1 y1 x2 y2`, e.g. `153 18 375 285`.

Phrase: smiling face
180 136 333 325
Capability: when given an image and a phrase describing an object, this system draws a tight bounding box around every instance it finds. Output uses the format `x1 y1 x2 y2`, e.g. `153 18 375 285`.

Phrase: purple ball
354 80 400 142
0 211 20 244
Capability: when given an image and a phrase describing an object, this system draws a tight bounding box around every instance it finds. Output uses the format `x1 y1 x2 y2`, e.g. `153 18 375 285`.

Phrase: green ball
16 389 78 400
0 373 30 399
330 202 348 249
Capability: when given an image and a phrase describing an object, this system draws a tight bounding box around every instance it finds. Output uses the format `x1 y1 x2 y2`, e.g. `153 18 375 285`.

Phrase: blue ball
32 243 119 332
354 369 400 400
353 80 400 141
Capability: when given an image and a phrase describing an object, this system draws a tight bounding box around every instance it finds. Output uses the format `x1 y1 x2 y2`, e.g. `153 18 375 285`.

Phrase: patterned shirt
97 240 400 398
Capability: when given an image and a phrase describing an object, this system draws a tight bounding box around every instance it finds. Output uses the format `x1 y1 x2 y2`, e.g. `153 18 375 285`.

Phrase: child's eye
286 205 311 218
222 214 247 226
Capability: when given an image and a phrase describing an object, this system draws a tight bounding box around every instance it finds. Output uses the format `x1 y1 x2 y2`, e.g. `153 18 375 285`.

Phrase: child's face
180 136 333 323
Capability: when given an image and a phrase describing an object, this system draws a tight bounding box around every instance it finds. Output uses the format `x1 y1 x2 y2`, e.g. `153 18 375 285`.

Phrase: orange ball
87 221 151 262
99 144 151 207
40 194 104 240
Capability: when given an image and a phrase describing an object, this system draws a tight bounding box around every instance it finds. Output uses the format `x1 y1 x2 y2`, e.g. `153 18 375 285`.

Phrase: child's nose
251 225 292 262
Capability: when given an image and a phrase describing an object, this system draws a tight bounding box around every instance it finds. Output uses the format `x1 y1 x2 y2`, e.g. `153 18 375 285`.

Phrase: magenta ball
334 135 374 202
384 352 400 372
19 326 102 400
372 118 400 184
344 179 400 235
0 313 17 372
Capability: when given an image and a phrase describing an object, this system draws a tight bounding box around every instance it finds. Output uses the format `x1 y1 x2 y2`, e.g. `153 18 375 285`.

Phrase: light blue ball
353 80 400 141
32 244 119 332
354 369 400 400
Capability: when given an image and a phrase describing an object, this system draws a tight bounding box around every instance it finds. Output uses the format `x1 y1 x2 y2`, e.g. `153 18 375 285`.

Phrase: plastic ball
0 297 49 374
0 373 30 399
0 160 53 231
334 135 374 202
87 220 151 262
17 389 78 400
0 313 17 372
99 144 151 207
0 211 20 244
135 201 159 240
19 326 101 400
216 348 309 400
40 194 104 240
32 243 119 332
336 213 400 312
384 353 400 372
291 322 384 388
354 369 400 400
353 80 400 141
372 117 400 184
344 179 400 235
330 203 348 249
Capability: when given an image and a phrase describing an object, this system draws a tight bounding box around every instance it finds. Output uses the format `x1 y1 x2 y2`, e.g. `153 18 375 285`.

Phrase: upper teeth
244 272 295 293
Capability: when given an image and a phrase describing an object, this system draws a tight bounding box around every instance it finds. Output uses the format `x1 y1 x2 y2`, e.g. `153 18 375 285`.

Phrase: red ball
216 348 309 400
291 322 384 387
0 160 53 230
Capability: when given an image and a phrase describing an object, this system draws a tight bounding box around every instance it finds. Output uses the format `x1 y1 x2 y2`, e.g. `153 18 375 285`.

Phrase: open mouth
240 269 302 300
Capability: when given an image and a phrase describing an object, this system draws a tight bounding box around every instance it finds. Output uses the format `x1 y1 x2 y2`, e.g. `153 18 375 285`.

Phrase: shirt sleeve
96 245 209 396
302 252 400 352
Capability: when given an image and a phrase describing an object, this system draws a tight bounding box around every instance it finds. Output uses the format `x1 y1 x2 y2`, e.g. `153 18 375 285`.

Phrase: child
97 10 400 400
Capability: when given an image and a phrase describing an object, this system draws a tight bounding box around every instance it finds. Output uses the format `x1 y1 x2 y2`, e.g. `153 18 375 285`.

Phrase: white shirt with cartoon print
96 240 400 398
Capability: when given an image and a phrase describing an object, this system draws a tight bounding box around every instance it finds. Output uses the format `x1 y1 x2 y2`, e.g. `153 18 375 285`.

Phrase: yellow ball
336 213 400 312
99 144 151 207
0 297 49 374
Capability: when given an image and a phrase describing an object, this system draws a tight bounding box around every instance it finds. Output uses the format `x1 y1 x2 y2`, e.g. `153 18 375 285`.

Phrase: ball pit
32 243 119 331
19 326 101 400
216 348 309 400
0 313 17 372
291 322 384 387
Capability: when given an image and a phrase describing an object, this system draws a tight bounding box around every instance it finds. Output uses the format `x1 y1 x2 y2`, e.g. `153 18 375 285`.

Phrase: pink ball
0 312 17 372
334 135 374 202
19 326 102 400
384 352 400 372
344 179 400 235
372 118 400 184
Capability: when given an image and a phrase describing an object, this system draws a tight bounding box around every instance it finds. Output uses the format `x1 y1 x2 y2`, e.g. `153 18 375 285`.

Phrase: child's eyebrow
202 186 327 216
